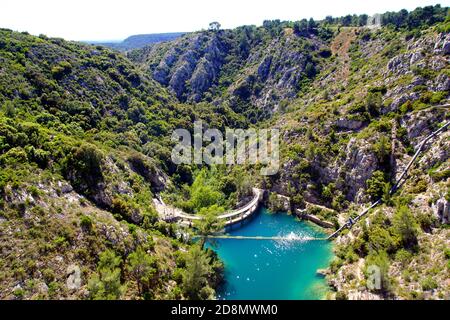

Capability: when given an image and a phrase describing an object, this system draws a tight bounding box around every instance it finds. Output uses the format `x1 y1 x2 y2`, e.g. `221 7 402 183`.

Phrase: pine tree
126 247 159 297
88 250 125 300
194 204 225 250
182 245 213 300
392 205 418 250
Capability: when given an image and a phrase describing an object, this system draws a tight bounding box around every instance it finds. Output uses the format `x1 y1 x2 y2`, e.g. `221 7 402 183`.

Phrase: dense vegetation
0 4 449 300
0 28 231 300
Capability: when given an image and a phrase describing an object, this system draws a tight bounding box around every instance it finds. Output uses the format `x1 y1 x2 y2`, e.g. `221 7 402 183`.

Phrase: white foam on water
274 231 314 249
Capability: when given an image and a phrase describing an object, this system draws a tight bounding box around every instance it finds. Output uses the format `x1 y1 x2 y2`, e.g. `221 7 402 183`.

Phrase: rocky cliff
132 27 330 122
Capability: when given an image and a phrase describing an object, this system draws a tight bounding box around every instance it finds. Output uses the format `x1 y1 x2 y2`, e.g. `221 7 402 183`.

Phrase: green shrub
42 268 56 283
63 144 103 195
27 185 41 198
80 214 93 230
0 147 28 166
391 205 418 251
444 248 450 260
13 287 25 299
416 211 436 232
345 249 359 263
2 100 15 117
367 226 398 253
51 61 72 79
335 291 347 300
395 249 412 265
420 276 438 291
88 249 124 300
372 135 390 164
111 197 137 222
366 171 389 201
408 178 427 193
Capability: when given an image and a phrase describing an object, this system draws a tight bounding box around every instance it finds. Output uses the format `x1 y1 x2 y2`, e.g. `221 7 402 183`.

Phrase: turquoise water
206 207 334 300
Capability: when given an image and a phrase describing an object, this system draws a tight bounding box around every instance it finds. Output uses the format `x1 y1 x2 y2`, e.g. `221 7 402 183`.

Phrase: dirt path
331 27 358 82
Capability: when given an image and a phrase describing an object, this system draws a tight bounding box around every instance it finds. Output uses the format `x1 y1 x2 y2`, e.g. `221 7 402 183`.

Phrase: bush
51 61 72 79
429 168 450 181
185 170 224 213
88 250 124 300
182 246 213 300
391 205 418 251
368 86 387 95
127 154 157 185
80 215 93 230
444 248 450 260
416 211 436 232
366 171 389 201
111 197 138 222
126 247 159 297
367 226 398 253
395 249 412 265
372 135 390 164
318 48 332 58
335 291 348 300
2 100 15 117
63 144 103 194
420 276 437 291
345 249 359 263
172 268 184 284
0 147 28 166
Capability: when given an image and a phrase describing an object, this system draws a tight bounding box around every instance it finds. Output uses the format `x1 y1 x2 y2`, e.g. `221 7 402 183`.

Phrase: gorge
0 4 449 301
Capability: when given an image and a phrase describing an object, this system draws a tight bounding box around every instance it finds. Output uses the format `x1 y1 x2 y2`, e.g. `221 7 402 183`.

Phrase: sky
0 0 448 41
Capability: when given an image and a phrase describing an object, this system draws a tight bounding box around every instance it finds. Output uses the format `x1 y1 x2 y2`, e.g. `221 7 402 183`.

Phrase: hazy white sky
1 0 448 41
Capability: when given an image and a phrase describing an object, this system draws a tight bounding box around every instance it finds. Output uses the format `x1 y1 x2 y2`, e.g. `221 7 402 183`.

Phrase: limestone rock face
419 131 449 171
434 73 450 92
336 118 364 130
385 92 420 114
58 181 73 194
311 137 379 203
144 30 325 115
243 39 310 113
257 56 272 81
339 138 379 202
402 108 447 144
151 34 227 102
66 265 82 291
434 33 450 55
266 193 291 212
277 194 291 212
386 50 425 75
444 41 450 55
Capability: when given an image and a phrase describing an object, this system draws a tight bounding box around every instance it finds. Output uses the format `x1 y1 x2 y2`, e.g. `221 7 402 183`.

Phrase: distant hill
91 32 185 51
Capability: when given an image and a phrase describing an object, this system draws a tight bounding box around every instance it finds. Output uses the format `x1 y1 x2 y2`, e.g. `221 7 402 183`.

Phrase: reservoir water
206 207 334 300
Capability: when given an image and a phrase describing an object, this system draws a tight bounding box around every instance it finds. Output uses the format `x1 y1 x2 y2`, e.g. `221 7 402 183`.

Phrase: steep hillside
129 5 450 299
0 29 228 300
131 24 333 122
266 20 450 299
